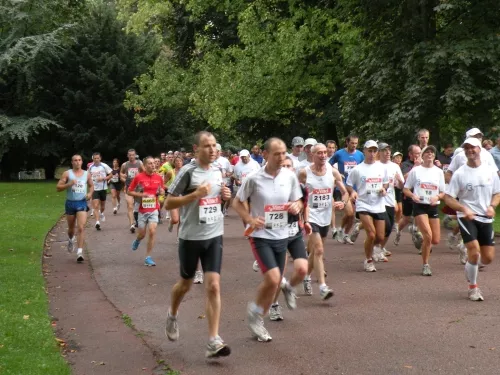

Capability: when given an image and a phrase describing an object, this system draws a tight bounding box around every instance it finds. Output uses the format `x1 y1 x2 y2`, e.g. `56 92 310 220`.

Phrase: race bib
91 172 101 183
128 168 139 179
366 178 382 194
111 173 119 183
418 183 438 204
264 204 288 229
73 180 85 194
141 196 156 209
344 161 357 174
288 221 299 237
312 188 332 208
199 196 222 224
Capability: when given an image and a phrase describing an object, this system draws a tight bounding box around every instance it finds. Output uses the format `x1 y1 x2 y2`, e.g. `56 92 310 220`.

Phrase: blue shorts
65 200 88 215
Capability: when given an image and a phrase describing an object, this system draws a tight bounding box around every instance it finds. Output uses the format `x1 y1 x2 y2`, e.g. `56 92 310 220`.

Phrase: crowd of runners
56 127 500 359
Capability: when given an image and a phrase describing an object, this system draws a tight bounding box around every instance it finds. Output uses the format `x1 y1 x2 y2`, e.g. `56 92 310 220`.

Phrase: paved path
51 200 500 374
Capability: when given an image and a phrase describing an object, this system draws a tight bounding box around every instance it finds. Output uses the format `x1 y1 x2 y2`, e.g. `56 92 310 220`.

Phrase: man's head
160 152 167 162
408 145 422 162
421 145 437 163
465 128 483 142
154 157 161 170
482 139 493 151
282 156 294 171
326 140 337 158
173 156 184 169
378 142 391 162
127 149 137 162
291 136 305 156
392 152 403 165
143 156 155 174
442 143 454 157
346 134 359 152
166 152 174 163
304 138 317 160
71 154 83 169
263 137 286 169
312 143 328 166
251 145 261 156
363 140 378 162
462 138 481 162
193 131 217 164
417 129 430 148
239 149 250 164
216 143 222 157
92 152 101 164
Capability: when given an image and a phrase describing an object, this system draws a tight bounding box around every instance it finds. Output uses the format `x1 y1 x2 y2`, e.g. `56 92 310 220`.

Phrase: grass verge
437 202 500 233
0 182 70 375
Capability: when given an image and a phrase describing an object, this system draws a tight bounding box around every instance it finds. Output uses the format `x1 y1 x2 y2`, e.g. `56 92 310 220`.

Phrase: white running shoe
364 259 376 272
382 247 392 257
393 229 401 246
165 311 179 341
252 260 260 272
269 304 283 321
373 245 388 262
76 251 84 263
205 336 231 358
130 225 135 234
247 304 272 342
95 221 101 231
100 212 105 222
117 202 121 211
90 209 94 217
447 232 460 250
113 207 117 215
281 283 297 309
350 222 361 243
319 286 334 300
468 287 484 301
67 237 76 253
165 211 170 220
422 264 432 276
458 243 467 265
303 278 312 295
336 228 345 243
343 235 354 245
193 270 204 284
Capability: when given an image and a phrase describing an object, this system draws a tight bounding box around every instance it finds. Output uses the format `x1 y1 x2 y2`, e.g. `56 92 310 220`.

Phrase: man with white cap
297 138 317 170
288 137 304 168
232 149 261 199
346 140 388 272
445 137 500 301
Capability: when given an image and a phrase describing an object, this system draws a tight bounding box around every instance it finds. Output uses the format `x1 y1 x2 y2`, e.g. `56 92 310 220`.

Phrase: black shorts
384 206 395 238
110 182 123 191
333 189 342 202
413 204 439 219
249 237 288 274
357 211 387 221
402 199 413 217
178 235 223 279
394 188 402 203
92 190 107 201
287 234 307 260
457 218 494 247
310 223 330 238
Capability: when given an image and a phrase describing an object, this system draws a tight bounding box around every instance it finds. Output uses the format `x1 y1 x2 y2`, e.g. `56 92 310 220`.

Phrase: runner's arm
164 186 206 209
56 171 72 192
120 163 127 183
87 173 94 199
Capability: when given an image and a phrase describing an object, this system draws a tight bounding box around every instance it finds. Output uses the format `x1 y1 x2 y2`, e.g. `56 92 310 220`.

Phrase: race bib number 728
264 204 288 229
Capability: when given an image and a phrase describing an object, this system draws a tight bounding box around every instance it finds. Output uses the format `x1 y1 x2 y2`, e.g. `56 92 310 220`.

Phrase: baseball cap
465 128 483 138
304 138 317 147
378 142 390 150
167 150 173 154
364 140 378 149
422 145 437 154
393 152 403 157
216 143 222 151
239 149 250 157
462 138 481 148
180 147 186 152
292 136 305 146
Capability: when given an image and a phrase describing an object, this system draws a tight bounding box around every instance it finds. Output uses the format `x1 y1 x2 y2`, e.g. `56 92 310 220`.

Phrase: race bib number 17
366 178 382 194
264 204 288 229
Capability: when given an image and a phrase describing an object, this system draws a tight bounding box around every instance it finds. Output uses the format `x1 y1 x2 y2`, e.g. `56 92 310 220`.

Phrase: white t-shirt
404 165 445 205
89 163 112 191
382 161 404 207
346 161 388 213
233 160 260 191
213 156 232 185
446 163 500 223
237 167 302 240
448 148 498 174
305 166 334 226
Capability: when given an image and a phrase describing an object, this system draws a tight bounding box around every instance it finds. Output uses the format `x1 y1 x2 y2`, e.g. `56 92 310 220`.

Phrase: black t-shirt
437 153 452 171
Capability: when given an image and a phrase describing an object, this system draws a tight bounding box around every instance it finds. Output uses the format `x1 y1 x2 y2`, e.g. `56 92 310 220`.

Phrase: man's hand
221 185 231 201
411 194 421 204
85 193 92 201
195 183 211 198
486 205 495 218
429 196 439 206
463 207 476 221
333 201 345 210
248 216 265 230
379 188 387 197
287 201 300 215
350 191 358 202
304 222 312 235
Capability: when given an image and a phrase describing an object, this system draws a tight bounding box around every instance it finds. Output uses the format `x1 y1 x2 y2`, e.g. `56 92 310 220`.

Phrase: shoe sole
144 263 156 267
95 224 101 230
165 330 179 341
270 316 284 321
77 256 84 263
321 290 334 300
205 345 231 358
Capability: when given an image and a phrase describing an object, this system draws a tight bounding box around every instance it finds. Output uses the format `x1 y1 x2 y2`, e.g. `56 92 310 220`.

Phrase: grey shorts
138 210 159 228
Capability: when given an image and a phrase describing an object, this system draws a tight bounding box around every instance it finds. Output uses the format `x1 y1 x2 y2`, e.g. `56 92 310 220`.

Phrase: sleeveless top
306 166 334 226
66 170 88 201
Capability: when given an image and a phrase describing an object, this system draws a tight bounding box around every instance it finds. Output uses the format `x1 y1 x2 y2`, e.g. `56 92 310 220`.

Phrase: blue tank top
66 170 88 201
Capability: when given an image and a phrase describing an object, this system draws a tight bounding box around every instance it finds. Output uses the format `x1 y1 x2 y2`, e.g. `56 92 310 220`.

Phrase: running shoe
269 304 283 321
458 243 467 265
95 221 101 230
281 283 297 310
165 211 170 220
372 245 388 262
131 239 140 251
247 304 272 342
165 311 179 341
319 286 334 301
252 260 260 272
364 259 376 272
67 237 76 253
303 278 312 295
331 228 338 240
422 264 432 276
194 270 204 284
113 207 117 215
343 235 354 245
447 232 460 250
205 336 231 358
412 230 423 250
393 229 401 246
100 212 105 222
336 229 345 243
168 221 174 233
117 202 121 211
468 287 484 301
393 223 399 232
349 222 361 243
382 247 392 257
90 209 94 217
443 215 454 230
76 251 84 263
130 225 135 234
144 256 156 267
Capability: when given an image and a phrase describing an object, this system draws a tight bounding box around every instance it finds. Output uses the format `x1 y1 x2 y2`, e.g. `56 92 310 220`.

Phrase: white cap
167 150 173 154
216 143 222 151
364 140 378 149
462 138 481 148
465 127 483 138
239 149 250 157
304 138 317 147
393 152 403 157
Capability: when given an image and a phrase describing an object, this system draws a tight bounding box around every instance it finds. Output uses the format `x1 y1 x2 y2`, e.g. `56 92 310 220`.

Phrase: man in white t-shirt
297 138 317 170
445 137 500 301
232 149 260 197
88 152 112 230
288 136 304 168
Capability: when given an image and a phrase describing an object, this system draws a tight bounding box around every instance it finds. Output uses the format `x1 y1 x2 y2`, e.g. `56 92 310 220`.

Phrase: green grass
121 314 134 329
0 182 70 375
437 202 500 233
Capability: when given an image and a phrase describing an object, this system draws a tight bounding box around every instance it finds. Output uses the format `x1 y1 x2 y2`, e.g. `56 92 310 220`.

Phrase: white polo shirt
236 167 302 240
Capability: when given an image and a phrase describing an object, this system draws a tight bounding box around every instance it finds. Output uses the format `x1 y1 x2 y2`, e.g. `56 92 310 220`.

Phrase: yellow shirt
159 162 174 186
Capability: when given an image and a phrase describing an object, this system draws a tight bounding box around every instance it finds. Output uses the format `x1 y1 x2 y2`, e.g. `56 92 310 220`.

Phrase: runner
233 137 303 342
378 143 404 258
88 152 112 231
213 143 233 216
164 156 183 237
127 156 164 266
232 149 260 203
346 140 388 272
160 152 167 164
56 154 94 262
251 145 264 165
417 129 429 150
288 137 304 168
109 158 123 215
164 131 232 359
326 140 341 239
403 145 445 276
444 137 500 301
392 152 404 231
300 143 347 297
120 149 144 233
329 134 362 244
297 138 317 169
